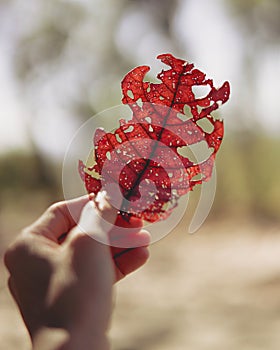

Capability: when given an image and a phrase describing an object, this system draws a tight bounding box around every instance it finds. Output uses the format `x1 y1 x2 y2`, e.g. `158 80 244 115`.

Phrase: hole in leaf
197 105 203 114
184 105 193 118
127 90 134 99
196 118 214 133
192 173 203 181
124 125 134 133
145 116 152 123
177 111 192 122
178 141 212 163
85 167 101 179
192 85 211 99
136 98 143 107
106 151 111 160
177 146 192 160
116 134 122 143
85 150 96 167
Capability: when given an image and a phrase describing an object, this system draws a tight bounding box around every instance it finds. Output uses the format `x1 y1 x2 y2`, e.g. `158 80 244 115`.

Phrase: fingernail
94 190 111 211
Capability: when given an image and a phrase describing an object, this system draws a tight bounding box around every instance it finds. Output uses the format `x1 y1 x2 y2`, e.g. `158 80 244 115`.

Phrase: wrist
32 326 110 350
32 327 69 350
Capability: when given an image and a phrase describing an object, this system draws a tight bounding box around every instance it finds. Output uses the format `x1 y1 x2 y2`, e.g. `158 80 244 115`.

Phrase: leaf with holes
79 53 230 222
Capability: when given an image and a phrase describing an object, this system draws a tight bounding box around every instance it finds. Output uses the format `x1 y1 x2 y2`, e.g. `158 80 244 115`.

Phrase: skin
4 193 150 350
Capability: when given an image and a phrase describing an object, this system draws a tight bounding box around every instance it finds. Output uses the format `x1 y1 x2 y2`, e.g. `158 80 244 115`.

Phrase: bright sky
0 51 30 151
0 0 279 156
174 0 280 134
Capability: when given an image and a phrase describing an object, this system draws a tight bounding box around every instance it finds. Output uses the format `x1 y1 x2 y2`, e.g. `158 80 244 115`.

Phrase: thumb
63 192 117 284
67 191 118 245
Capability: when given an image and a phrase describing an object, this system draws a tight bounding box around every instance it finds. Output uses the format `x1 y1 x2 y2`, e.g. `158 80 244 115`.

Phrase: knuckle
4 236 28 271
47 202 70 226
4 242 22 270
47 202 64 215
3 247 13 270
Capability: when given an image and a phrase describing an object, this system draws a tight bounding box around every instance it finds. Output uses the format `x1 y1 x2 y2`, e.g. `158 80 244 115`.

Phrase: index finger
26 195 92 242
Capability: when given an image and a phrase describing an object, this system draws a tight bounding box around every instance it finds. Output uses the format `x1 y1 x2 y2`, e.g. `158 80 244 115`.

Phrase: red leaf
79 54 230 222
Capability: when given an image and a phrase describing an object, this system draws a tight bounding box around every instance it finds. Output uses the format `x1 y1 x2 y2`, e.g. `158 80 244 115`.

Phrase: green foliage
227 0 265 13
15 1 86 79
1 0 279 225
225 0 280 44
0 151 60 198
1 131 279 224
215 132 280 222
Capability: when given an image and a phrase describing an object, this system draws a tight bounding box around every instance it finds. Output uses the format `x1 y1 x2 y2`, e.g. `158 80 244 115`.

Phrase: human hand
4 193 150 350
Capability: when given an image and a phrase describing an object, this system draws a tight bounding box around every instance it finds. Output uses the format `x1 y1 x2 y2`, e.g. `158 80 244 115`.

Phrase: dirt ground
1 204 280 349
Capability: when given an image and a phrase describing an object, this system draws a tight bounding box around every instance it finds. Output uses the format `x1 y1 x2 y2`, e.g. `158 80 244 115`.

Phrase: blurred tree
0 151 60 198
12 0 181 118
222 0 280 221
2 0 279 221
226 0 280 45
125 0 180 41
0 0 181 201
8 0 182 123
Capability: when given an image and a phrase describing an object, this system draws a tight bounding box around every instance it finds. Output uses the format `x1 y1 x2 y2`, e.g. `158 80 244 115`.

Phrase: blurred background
0 0 280 349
